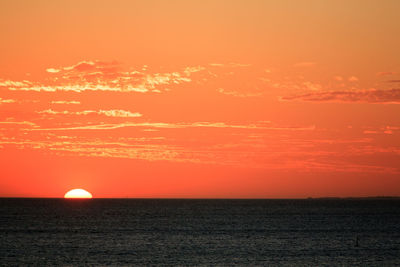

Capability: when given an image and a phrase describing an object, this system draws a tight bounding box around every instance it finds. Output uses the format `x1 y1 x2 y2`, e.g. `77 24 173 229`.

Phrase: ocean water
0 199 399 266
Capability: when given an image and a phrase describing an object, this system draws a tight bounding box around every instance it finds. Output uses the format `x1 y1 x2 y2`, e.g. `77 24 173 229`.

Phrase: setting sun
64 189 93 199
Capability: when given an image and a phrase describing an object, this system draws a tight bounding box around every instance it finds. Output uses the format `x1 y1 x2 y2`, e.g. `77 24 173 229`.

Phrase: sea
0 198 399 266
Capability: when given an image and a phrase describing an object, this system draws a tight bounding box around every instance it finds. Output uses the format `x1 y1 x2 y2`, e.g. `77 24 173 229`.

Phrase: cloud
229 63 251 67
2 61 206 93
209 63 224 67
28 121 315 132
8 83 151 93
98 110 142 118
48 60 120 73
348 76 359 82
363 126 400 135
183 66 206 75
38 109 142 118
281 89 400 104
302 81 322 91
265 78 324 94
0 137 183 163
66 61 97 72
0 98 16 104
217 88 262 97
376 71 397 76
0 80 31 87
51 100 80 105
363 130 378 134
0 121 37 127
46 68 61 73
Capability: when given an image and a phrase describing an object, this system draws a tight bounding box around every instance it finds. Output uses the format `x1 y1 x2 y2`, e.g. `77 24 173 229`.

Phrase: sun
64 188 93 199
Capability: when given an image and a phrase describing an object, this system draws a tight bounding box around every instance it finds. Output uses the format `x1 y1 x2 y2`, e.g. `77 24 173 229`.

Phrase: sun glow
64 189 93 199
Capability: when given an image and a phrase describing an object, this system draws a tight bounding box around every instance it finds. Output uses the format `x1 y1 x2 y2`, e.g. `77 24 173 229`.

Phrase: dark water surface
1 198 399 266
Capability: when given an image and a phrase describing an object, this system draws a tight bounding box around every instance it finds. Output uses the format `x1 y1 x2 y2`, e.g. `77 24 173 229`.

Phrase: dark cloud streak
282 89 400 104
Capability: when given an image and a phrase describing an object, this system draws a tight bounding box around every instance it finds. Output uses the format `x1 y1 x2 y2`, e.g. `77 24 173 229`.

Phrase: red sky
1 0 399 198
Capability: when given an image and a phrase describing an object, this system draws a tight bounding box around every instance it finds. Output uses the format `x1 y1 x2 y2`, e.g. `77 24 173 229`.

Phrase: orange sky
1 0 399 198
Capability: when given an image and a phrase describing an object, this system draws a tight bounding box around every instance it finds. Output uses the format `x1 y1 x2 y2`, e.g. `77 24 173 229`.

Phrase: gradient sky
1 0 399 198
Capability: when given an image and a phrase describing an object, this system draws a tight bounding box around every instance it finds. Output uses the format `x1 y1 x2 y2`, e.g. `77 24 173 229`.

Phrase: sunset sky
1 0 399 198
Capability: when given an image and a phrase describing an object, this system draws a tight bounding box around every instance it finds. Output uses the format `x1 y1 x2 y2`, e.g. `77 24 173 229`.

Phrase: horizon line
1 196 399 200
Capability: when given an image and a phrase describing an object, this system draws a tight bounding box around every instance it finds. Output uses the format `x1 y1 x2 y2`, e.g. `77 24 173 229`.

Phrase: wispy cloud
27 121 315 132
209 63 224 67
282 89 400 104
217 88 262 97
46 68 61 73
51 100 81 105
1 61 399 177
2 131 397 173
0 79 32 87
0 121 37 127
362 126 400 135
229 63 251 67
0 98 16 104
38 109 142 118
0 138 184 163
376 71 397 76
348 76 359 82
4 61 205 93
47 60 120 74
